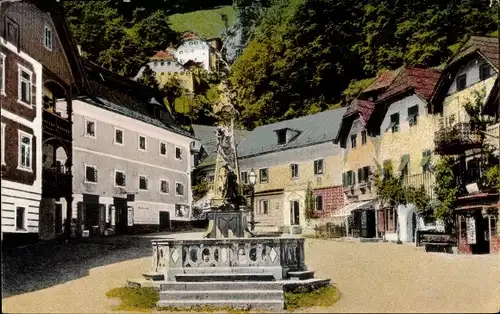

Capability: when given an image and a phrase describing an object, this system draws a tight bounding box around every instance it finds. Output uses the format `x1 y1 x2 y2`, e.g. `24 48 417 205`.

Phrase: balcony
434 123 483 155
42 168 72 198
403 172 435 200
43 110 71 140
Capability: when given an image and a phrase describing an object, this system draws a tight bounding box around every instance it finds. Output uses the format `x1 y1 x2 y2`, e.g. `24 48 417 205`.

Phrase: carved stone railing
434 123 482 155
151 237 306 281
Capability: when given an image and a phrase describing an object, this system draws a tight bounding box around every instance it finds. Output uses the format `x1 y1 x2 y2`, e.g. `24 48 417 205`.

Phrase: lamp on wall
248 169 257 231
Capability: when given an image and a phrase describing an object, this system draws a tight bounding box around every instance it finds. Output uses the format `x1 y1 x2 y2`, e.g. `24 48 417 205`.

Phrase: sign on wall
466 217 476 244
127 206 134 226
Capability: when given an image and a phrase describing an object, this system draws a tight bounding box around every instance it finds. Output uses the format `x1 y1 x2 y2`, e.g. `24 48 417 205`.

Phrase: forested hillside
64 0 498 129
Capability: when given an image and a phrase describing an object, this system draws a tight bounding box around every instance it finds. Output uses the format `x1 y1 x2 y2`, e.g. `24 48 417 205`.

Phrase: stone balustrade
151 237 306 281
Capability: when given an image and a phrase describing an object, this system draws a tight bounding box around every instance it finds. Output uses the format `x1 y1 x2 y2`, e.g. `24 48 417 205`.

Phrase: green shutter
398 154 410 171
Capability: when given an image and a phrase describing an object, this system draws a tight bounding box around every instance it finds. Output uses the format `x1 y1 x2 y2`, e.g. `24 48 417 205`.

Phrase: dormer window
277 129 286 145
456 74 467 91
479 64 492 81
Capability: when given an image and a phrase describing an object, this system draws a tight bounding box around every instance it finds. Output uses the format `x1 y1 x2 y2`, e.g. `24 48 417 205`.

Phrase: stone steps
175 273 275 282
288 270 315 280
283 278 331 292
160 281 284 291
156 299 284 311
142 272 164 281
160 289 284 301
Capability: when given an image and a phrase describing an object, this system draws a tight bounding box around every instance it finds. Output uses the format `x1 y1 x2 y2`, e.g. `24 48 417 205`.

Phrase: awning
398 154 410 171
335 200 374 217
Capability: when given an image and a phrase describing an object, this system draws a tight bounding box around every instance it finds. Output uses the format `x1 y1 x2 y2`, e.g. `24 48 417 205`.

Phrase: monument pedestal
203 208 250 238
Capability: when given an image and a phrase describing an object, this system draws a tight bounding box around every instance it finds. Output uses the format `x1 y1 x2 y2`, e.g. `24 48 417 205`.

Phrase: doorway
159 211 171 231
114 197 128 234
55 203 62 234
290 200 300 225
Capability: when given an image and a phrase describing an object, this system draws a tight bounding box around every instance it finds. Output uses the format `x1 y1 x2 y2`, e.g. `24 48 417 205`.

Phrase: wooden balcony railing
403 172 435 200
434 123 482 155
43 110 71 140
42 168 72 198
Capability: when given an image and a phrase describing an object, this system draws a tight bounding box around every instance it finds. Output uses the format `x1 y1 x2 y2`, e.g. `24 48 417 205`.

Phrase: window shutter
353 171 356 185
342 173 346 187
358 168 362 182
31 78 36 106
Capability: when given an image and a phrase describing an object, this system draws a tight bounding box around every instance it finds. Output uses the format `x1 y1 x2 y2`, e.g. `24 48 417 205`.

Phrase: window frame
114 169 126 187
315 195 323 211
0 52 5 96
175 181 185 196
114 127 124 146
456 73 467 91
407 105 419 127
389 113 400 133
17 64 33 108
259 168 269 183
84 118 96 138
43 25 53 51
314 159 324 175
240 171 248 184
351 134 357 149
260 199 269 215
16 206 26 231
277 129 286 145
159 141 167 157
479 63 491 81
17 130 33 172
1 122 5 165
138 175 148 191
160 179 169 194
84 164 98 184
138 135 147 151
361 130 367 145
174 146 182 160
291 163 299 179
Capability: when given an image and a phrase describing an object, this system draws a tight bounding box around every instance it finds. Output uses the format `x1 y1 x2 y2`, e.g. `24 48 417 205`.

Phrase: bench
416 231 454 253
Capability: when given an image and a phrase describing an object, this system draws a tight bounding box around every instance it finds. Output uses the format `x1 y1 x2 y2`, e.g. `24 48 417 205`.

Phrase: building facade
238 108 346 234
69 61 198 236
1 0 88 243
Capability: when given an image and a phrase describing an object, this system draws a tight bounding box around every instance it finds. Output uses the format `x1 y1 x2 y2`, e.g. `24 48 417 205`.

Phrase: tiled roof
448 36 499 69
363 68 402 93
192 124 250 156
82 60 194 139
344 99 375 123
237 108 346 158
378 67 441 102
151 50 175 61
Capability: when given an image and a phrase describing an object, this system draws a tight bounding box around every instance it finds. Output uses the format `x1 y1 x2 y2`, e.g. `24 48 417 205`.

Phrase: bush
106 287 159 310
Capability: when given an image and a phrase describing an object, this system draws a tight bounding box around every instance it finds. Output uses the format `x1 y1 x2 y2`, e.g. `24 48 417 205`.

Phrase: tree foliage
304 182 319 221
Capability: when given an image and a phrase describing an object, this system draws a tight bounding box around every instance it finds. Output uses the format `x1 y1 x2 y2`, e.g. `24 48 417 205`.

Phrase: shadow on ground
1 232 185 298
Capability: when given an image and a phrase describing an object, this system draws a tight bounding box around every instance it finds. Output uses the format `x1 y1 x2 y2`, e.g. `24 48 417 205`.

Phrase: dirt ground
2 234 500 313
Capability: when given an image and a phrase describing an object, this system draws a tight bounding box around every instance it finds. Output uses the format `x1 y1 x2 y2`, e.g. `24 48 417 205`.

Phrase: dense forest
64 0 499 129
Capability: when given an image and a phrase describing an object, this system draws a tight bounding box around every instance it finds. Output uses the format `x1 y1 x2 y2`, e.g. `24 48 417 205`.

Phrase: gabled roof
362 68 402 93
377 67 442 103
81 60 194 139
238 108 346 158
344 99 375 123
151 50 176 61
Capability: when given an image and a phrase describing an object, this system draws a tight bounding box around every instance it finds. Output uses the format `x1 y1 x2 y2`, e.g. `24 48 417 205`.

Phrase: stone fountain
129 74 331 311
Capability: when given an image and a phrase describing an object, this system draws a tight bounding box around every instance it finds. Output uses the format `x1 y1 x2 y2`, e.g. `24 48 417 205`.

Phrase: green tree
137 65 159 90
433 156 457 232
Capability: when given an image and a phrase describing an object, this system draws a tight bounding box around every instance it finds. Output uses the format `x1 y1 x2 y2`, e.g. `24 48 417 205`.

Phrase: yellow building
237 108 347 234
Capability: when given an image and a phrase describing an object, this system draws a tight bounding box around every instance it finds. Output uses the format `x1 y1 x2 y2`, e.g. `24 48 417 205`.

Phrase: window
0 53 5 95
314 159 323 175
1 123 5 165
139 175 148 190
138 135 147 151
44 25 52 50
18 66 32 106
447 114 456 127
343 171 356 187
85 165 98 183
114 128 123 145
315 195 323 211
277 129 286 145
259 168 268 183
358 166 370 183
361 130 367 145
421 149 432 173
161 61 164 66
16 207 25 230
408 105 419 127
385 208 397 233
160 142 167 156
85 119 96 138
18 132 32 171
175 182 184 196
5 19 19 46
479 64 492 81
114 170 126 187
389 113 400 133
160 180 169 194
291 163 299 178
240 171 248 184
259 200 269 214
175 146 182 160
154 62 158 66
456 74 467 91
351 134 357 148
